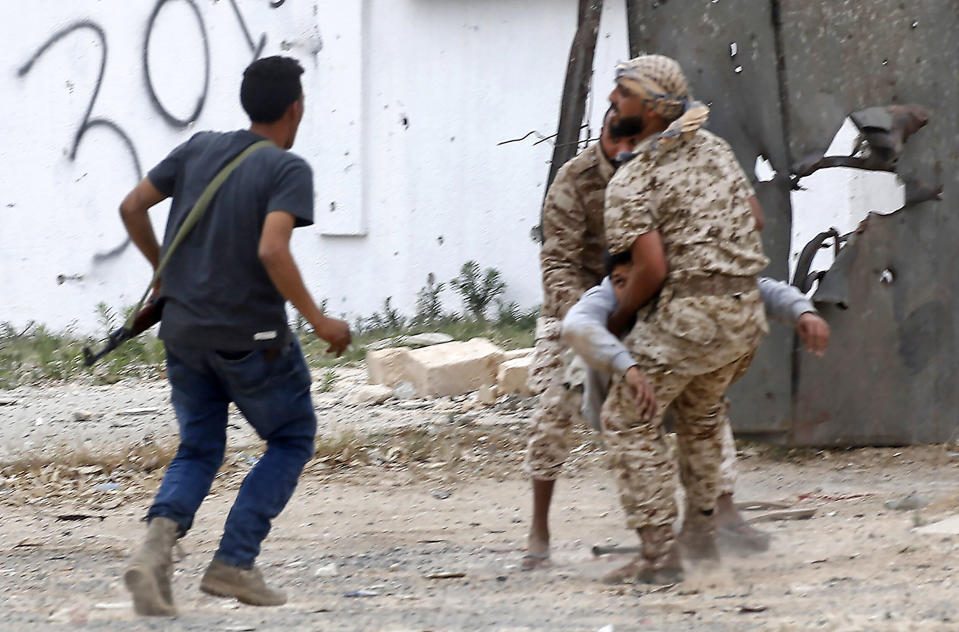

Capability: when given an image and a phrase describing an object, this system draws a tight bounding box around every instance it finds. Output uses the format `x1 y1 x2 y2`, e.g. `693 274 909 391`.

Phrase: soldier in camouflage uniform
521 108 641 569
600 54 769 584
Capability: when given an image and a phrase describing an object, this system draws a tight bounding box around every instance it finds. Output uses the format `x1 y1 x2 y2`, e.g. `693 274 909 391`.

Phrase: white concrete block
367 347 412 386
404 338 504 397
404 332 454 347
476 384 499 405
497 355 533 396
914 514 959 535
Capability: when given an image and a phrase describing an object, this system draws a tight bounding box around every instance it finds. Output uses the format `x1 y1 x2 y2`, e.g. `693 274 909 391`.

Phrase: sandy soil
2 370 959 631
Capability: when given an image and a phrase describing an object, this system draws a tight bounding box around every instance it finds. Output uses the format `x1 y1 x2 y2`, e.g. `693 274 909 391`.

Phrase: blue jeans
148 338 316 568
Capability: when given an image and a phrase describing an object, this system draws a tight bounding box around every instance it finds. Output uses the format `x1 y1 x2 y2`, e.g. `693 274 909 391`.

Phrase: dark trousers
148 339 316 568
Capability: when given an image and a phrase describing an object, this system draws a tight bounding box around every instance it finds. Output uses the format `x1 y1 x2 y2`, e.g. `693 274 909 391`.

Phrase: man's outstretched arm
119 178 169 271
562 279 635 376
562 278 655 420
758 277 830 355
259 211 351 355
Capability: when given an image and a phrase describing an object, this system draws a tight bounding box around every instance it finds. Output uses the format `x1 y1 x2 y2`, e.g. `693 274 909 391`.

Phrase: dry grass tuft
1 438 177 478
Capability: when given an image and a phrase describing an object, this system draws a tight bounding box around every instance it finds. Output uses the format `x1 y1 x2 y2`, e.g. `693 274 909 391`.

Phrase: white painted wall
1 0 632 334
0 0 898 335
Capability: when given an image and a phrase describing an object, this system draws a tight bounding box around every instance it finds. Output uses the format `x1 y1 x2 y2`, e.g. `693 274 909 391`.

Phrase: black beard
608 116 644 138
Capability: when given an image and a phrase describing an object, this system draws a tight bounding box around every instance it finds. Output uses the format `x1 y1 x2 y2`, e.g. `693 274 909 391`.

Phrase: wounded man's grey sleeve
561 278 636 377
758 276 817 327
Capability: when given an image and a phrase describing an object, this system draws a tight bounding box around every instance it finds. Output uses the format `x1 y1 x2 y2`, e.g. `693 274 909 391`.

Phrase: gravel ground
0 367 532 463
2 370 959 631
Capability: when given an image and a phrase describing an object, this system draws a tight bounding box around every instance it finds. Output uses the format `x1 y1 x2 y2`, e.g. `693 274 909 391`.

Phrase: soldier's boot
679 506 720 565
602 525 684 585
715 492 771 553
123 516 179 617
200 559 287 606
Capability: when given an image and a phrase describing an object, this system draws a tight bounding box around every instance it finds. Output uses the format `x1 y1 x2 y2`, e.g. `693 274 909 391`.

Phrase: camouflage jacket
604 129 770 374
604 128 768 279
539 143 614 320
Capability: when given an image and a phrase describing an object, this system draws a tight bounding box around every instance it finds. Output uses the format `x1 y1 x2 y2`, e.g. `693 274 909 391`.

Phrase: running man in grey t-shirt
117 56 350 617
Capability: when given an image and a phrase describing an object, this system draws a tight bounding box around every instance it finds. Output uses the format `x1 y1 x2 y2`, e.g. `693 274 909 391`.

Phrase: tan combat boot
123 516 179 616
602 525 684 585
200 559 287 606
679 506 720 565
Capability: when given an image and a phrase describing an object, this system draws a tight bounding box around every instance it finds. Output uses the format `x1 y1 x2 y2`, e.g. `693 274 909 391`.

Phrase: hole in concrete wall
56 274 83 285
789 117 906 283
754 155 776 183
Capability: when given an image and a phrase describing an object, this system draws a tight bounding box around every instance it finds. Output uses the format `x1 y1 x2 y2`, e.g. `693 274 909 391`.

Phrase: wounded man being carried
561 248 829 556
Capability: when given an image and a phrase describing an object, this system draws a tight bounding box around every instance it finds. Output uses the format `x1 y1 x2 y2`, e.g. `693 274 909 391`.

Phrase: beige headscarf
614 54 709 155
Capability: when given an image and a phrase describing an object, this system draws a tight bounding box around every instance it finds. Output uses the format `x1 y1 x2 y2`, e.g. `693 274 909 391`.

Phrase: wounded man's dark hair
604 248 633 276
240 56 305 123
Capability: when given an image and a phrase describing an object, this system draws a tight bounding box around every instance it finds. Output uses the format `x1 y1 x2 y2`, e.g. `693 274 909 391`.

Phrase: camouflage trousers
523 317 584 480
523 316 742 492
667 405 738 526
717 410 738 496
601 352 755 532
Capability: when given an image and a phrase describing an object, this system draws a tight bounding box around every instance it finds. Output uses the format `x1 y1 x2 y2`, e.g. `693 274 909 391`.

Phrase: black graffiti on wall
17 21 143 262
143 0 210 129
17 0 285 264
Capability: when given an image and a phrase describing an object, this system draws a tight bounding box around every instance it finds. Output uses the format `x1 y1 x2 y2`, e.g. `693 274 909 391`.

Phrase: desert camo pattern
604 128 768 278
601 352 755 533
524 317 584 480
539 143 614 320
601 127 767 536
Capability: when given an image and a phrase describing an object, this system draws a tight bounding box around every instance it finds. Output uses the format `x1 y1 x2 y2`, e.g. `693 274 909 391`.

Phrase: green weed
0 304 165 390
413 273 446 325
450 261 506 321
317 368 338 393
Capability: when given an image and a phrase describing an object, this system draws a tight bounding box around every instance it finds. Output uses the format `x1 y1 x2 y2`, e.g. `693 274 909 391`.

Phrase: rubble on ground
366 336 534 400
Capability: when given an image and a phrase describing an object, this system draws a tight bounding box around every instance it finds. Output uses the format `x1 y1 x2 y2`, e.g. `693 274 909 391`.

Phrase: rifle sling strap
124 139 274 330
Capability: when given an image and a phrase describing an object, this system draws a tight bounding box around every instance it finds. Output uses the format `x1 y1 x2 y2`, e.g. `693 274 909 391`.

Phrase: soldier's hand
314 316 352 357
624 365 656 421
797 312 829 356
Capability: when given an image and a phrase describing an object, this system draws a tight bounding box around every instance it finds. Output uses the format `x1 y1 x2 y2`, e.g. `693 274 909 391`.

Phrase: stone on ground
404 333 455 347
476 384 499 405
502 347 534 361
367 347 412 387
393 381 418 400
914 514 959 535
366 332 454 352
404 338 505 397
345 384 395 406
496 355 533 396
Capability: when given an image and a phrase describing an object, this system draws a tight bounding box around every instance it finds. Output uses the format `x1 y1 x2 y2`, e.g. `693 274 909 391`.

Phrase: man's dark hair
604 248 633 276
240 56 304 123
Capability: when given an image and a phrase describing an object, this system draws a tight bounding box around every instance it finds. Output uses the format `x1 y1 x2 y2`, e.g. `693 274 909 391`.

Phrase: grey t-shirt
148 130 314 350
